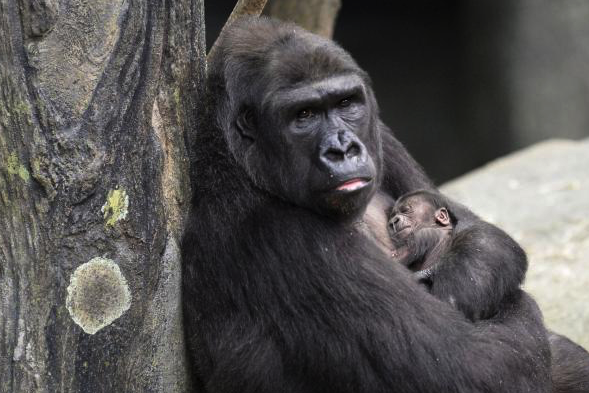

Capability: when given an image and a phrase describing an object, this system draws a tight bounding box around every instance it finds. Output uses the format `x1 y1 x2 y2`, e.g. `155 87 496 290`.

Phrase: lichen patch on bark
66 257 131 335
101 188 129 226
5 152 30 181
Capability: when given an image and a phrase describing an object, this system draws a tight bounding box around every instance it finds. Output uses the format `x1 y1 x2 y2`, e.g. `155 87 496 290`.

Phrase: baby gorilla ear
434 208 451 227
235 106 256 142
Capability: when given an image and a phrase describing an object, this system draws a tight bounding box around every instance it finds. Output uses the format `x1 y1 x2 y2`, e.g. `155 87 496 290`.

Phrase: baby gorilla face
387 193 453 269
388 195 438 240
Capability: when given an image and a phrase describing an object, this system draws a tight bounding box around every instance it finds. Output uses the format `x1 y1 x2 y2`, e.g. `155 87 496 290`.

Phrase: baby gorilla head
387 190 454 271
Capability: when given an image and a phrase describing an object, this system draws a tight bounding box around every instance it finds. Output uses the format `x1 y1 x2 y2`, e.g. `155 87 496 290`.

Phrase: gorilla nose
320 131 364 163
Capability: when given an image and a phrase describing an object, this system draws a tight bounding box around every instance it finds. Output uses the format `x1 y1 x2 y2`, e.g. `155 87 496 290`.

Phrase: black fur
550 332 589 393
182 17 551 392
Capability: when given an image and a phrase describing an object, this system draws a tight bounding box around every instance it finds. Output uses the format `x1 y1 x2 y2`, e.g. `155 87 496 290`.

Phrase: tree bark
0 0 205 391
264 0 341 38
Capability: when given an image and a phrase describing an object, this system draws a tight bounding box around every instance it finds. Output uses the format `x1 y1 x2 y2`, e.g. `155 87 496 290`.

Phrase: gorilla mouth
393 226 410 234
335 178 372 193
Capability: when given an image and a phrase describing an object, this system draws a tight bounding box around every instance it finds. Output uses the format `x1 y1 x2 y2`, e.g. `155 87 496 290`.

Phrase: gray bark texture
0 0 205 391
264 0 341 38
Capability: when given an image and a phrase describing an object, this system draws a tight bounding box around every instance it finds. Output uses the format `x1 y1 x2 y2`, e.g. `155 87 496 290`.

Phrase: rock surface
442 138 589 350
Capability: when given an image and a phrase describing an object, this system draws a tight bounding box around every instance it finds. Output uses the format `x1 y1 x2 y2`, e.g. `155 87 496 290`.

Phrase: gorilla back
182 17 550 393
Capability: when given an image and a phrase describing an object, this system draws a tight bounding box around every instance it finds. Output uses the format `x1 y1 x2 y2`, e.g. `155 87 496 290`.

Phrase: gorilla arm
423 222 528 321
184 195 551 393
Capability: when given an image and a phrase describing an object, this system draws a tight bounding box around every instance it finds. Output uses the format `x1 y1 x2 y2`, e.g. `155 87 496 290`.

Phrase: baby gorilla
384 190 589 391
387 190 527 321
382 191 589 393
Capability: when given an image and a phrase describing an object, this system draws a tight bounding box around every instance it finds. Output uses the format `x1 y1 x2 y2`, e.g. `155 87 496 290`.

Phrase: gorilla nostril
345 144 361 158
324 148 345 162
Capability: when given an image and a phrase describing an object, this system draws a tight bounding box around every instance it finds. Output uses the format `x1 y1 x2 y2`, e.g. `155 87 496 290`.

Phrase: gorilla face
216 21 381 219
263 74 378 217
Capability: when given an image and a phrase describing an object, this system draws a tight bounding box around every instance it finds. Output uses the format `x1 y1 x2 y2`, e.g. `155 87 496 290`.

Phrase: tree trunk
0 0 205 391
264 0 341 38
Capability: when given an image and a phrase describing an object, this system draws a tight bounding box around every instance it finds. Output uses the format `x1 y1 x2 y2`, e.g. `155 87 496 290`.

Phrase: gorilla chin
316 177 377 219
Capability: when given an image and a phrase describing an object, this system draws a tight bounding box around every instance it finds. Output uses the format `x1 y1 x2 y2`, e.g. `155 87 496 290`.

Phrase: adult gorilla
182 17 550 393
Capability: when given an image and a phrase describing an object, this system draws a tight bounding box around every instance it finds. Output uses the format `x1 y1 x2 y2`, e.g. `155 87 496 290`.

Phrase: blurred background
207 0 589 184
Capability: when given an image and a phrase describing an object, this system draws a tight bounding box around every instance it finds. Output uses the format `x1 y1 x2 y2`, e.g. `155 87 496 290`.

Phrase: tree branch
207 0 268 62
264 0 341 38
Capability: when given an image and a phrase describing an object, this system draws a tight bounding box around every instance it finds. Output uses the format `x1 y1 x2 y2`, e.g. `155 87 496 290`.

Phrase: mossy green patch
101 188 129 226
173 87 181 107
5 152 30 182
14 101 29 117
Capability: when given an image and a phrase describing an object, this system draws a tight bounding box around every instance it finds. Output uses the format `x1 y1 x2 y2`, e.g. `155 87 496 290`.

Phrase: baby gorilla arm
423 222 528 321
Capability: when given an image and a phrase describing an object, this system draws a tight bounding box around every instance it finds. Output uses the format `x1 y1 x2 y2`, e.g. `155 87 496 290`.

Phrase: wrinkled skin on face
263 75 378 217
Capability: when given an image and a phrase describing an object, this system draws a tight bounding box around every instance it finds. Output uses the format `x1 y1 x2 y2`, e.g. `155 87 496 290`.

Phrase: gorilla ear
435 208 451 227
235 107 256 143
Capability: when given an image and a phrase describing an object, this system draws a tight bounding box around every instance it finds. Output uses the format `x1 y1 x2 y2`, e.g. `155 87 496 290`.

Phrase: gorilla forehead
214 17 369 97
265 73 366 114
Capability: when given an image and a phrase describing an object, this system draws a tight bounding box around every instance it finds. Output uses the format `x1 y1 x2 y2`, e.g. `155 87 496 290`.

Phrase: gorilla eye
297 108 314 120
338 97 353 108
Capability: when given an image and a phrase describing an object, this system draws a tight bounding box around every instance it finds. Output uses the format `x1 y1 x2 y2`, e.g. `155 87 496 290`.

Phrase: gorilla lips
336 178 371 192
